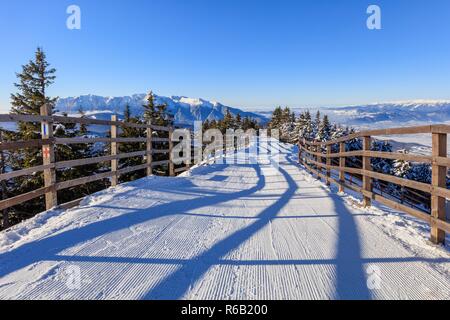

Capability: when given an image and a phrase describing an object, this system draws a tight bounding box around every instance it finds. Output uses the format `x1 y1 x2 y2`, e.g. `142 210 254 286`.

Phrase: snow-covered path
0 141 449 300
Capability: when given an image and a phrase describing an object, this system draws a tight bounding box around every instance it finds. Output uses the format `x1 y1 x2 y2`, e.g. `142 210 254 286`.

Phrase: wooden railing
0 106 192 223
298 125 450 245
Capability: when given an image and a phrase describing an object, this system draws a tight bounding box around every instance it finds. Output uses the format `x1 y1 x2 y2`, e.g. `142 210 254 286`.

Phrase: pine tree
220 109 234 132
8 48 57 218
299 110 313 140
317 114 332 142
235 113 242 128
11 47 57 140
143 90 172 127
119 105 146 182
313 110 321 139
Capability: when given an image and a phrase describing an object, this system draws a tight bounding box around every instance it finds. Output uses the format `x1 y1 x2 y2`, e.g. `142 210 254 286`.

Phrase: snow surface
0 141 449 300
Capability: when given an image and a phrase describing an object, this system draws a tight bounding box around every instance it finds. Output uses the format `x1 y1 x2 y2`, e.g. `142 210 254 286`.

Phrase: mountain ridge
55 93 268 126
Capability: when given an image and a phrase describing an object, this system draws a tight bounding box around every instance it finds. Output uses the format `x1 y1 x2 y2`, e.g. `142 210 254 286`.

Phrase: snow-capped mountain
55 94 267 126
255 100 450 130
324 100 450 127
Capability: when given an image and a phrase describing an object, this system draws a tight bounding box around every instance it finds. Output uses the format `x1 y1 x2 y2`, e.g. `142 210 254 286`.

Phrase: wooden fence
0 105 192 223
298 124 450 245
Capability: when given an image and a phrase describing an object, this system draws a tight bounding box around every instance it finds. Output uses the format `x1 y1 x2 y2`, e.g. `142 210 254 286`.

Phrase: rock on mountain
55 94 267 126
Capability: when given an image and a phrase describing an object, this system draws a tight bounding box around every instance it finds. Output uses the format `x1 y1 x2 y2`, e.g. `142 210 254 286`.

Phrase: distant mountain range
253 100 450 130
55 94 268 126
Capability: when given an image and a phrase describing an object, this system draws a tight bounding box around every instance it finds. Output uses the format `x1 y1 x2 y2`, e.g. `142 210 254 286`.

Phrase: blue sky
1 0 450 112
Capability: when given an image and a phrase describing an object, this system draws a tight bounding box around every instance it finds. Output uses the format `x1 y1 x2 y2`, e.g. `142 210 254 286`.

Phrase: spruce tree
8 48 57 217
119 105 146 182
11 47 57 140
317 114 332 141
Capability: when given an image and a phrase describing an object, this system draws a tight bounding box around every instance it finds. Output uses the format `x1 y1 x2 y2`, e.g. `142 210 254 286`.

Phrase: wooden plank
363 170 432 193
327 151 363 158
55 137 147 144
432 186 450 199
302 125 439 147
56 171 113 191
431 132 447 244
115 137 147 143
41 105 57 210
117 163 148 176
111 115 118 187
0 139 53 151
153 137 170 143
55 155 116 169
116 150 147 159
0 164 54 181
307 158 363 175
151 125 170 132
52 115 149 129
152 149 170 154
0 186 52 211
0 114 50 123
55 137 111 144
364 125 433 137
361 190 433 224
431 124 450 134
366 151 431 163
434 156 450 167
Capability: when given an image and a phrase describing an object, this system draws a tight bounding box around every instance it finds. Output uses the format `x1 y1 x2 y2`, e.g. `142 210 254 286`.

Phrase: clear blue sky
1 0 450 112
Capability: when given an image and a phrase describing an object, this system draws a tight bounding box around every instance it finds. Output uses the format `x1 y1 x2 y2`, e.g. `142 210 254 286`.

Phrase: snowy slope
0 141 448 300
55 94 267 126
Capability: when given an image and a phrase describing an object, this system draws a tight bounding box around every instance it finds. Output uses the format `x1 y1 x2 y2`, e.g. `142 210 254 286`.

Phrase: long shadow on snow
142 153 371 299
0 164 266 279
142 159 299 299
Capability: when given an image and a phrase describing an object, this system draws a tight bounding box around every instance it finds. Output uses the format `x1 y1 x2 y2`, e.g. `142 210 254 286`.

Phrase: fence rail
298 124 450 245
0 107 192 222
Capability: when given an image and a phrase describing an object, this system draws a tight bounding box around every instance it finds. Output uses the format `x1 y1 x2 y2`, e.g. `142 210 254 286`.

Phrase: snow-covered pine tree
317 114 332 142
119 105 146 182
313 110 321 140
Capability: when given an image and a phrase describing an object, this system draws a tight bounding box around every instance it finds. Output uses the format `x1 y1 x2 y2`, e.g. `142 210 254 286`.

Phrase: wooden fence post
169 127 175 176
146 121 153 176
362 136 372 207
339 142 345 193
298 141 302 164
315 144 320 180
40 104 57 210
0 130 9 229
185 130 191 171
326 145 331 186
431 132 447 244
111 115 118 187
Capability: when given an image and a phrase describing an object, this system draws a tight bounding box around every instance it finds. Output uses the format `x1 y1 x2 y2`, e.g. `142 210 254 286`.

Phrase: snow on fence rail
298 124 450 245
0 105 190 221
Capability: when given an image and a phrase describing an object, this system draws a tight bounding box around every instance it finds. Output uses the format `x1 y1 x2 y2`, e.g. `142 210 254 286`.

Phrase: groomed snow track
0 141 449 300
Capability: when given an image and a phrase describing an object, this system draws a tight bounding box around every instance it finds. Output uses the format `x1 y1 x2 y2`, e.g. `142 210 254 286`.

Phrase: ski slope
0 141 449 300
